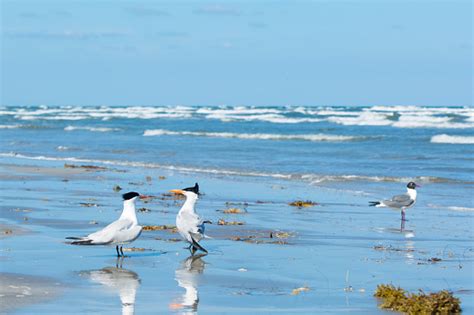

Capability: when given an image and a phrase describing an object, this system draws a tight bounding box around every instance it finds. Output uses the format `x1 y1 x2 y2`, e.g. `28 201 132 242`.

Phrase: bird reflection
170 254 206 314
80 258 141 315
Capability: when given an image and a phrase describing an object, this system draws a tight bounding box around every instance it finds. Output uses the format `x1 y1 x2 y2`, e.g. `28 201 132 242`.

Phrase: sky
0 0 472 106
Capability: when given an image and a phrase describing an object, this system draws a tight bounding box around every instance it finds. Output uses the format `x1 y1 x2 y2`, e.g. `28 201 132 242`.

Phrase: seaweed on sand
222 208 246 214
142 225 178 233
217 219 245 226
374 284 461 314
288 200 318 208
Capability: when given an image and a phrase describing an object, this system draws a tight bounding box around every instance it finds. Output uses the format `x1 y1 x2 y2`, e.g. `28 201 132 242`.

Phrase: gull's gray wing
383 193 414 208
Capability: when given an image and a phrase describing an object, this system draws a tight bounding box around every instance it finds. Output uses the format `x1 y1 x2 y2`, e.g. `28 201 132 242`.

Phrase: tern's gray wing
383 193 414 208
87 219 134 244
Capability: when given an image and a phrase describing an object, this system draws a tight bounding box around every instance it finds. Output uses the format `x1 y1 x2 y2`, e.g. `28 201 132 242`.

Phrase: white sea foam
392 115 474 129
447 206 474 212
300 174 452 184
64 126 120 132
143 129 361 142
0 124 22 129
2 105 473 128
8 106 194 121
204 113 321 124
0 152 293 180
431 134 474 144
367 105 472 115
0 152 459 184
327 112 393 126
196 107 281 115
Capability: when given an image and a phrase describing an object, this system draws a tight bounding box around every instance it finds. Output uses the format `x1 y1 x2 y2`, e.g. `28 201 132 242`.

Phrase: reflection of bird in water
80 259 141 315
170 254 206 314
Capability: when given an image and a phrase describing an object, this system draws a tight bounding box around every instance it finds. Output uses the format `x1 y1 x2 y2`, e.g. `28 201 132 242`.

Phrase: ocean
1 104 473 314
1 105 473 210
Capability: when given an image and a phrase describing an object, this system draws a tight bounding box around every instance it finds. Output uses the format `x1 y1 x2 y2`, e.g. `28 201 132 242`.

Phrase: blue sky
1 1 472 106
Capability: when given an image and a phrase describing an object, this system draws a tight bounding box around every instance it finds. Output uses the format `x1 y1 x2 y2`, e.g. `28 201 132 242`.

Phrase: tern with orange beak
171 183 211 255
66 192 147 257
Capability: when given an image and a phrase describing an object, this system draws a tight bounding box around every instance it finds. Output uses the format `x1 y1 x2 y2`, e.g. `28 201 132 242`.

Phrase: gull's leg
120 246 124 257
116 245 121 257
401 209 406 222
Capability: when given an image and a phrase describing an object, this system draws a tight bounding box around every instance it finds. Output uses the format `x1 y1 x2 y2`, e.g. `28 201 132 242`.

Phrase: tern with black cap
369 182 420 223
66 191 147 257
170 183 211 255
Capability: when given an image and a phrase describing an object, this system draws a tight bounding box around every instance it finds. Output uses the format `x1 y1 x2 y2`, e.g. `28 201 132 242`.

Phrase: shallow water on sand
0 158 472 314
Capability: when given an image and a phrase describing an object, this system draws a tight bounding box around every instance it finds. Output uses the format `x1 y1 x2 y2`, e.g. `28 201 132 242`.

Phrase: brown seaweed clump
217 219 245 226
64 163 107 171
222 208 246 214
291 286 310 295
142 225 177 233
374 284 461 314
289 200 318 208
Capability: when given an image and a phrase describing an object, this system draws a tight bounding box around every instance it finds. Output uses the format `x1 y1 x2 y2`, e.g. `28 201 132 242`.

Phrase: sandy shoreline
0 158 472 314
0 273 62 313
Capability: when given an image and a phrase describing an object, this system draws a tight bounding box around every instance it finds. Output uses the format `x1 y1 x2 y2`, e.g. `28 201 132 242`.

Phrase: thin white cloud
126 7 170 17
193 5 241 16
4 30 129 40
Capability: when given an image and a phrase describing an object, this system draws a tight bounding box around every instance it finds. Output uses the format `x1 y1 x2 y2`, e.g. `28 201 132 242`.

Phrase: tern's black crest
407 182 417 189
183 183 199 195
122 191 140 200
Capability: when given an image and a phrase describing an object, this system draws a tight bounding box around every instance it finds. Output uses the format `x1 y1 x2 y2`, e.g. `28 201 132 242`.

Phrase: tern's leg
116 245 121 257
115 257 124 268
401 209 407 222
191 236 208 254
120 246 124 257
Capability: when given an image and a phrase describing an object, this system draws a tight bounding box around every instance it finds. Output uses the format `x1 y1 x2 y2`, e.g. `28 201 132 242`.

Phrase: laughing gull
369 182 420 222
67 192 147 257
170 183 211 255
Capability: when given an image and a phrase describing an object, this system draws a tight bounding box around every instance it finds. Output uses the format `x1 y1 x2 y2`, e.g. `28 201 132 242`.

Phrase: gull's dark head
407 182 420 189
122 191 140 201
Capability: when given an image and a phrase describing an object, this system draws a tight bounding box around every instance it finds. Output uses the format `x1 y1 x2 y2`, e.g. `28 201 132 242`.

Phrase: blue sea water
1 105 474 314
0 105 473 210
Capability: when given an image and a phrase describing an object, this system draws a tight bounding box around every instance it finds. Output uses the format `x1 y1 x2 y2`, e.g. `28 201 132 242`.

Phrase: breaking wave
430 134 474 144
143 129 363 142
1 105 473 129
0 152 461 184
0 124 22 129
64 126 120 132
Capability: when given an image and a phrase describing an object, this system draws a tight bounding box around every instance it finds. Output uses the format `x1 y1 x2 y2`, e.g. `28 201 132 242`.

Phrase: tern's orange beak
139 194 151 200
169 303 184 310
170 189 185 195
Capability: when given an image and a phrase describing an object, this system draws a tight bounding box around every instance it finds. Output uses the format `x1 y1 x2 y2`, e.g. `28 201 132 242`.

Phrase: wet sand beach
0 158 472 314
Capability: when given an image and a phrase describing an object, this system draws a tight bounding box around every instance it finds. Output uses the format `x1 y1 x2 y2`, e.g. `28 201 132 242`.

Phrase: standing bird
170 183 211 255
67 192 146 257
369 182 420 222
